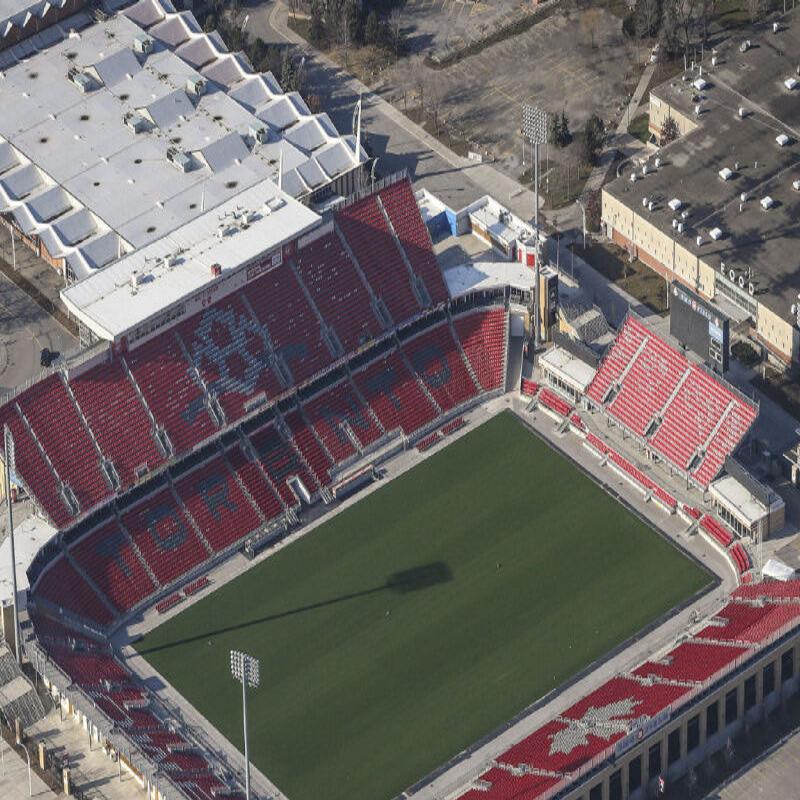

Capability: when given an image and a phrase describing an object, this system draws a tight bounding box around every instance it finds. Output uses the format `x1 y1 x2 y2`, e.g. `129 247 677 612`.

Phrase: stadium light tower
522 104 548 350
3 425 20 664
230 650 260 800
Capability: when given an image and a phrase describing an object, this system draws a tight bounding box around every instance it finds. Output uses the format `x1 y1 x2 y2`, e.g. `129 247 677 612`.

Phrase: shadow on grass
138 562 453 656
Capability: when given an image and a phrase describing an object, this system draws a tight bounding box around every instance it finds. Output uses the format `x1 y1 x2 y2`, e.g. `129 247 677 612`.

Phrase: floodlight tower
3 425 20 663
230 649 260 800
522 104 549 350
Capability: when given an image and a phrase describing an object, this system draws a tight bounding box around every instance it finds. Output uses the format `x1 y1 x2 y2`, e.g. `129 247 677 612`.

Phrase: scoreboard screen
669 283 730 372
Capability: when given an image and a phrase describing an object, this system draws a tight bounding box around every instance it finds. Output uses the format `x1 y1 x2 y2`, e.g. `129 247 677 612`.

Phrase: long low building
601 11 800 365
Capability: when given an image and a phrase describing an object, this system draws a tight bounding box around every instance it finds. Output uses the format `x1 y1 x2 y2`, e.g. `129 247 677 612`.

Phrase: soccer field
136 412 711 800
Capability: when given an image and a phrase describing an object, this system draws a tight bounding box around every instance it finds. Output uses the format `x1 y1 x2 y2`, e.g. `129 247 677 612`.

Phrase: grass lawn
628 113 651 144
137 412 710 800
576 241 670 315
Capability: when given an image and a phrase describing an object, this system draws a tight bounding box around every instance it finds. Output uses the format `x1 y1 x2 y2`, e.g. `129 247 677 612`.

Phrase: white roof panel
61 179 320 338
1 164 44 199
92 48 142 87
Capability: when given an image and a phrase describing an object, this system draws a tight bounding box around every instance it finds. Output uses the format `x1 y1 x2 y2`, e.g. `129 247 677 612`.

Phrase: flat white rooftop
61 178 319 340
539 345 597 393
0 0 363 281
444 260 534 299
710 474 784 526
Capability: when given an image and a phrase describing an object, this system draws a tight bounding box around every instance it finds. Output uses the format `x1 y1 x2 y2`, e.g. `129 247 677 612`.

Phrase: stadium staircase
63 549 119 618
222 447 268 525
447 313 483 391
375 194 432 309
121 512 162 590
173 329 226 428
168 479 215 556
332 220 394 330
290 261 344 360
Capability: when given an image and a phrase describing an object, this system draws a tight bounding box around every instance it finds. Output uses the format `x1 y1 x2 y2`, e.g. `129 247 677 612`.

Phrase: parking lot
382 3 640 180
0 230 77 398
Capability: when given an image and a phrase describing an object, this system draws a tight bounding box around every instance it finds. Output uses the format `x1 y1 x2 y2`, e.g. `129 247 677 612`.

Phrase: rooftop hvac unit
776 133 790 147
186 78 206 97
630 172 637 182
761 196 774 209
672 218 678 228
740 191 748 203
642 196 648 207
130 270 141 290
695 104 701 116
719 167 733 181
693 78 708 91
793 179 800 191
677 222 684 233
785 77 798 91
67 67 94 93
668 198 682 211
696 235 703 246
709 227 723 240
654 157 661 168
166 147 192 172
740 39 751 53
123 111 147 134
774 21 780 33
648 201 655 212
642 164 649 176
210 263 222 277
681 210 689 219
132 34 153 55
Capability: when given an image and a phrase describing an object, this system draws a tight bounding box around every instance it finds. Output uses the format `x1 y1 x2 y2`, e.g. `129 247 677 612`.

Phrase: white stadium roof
0 0 365 281
61 179 320 340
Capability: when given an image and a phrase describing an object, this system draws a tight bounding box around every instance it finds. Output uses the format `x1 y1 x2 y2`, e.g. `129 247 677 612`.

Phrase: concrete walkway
580 62 656 201
0 737 54 800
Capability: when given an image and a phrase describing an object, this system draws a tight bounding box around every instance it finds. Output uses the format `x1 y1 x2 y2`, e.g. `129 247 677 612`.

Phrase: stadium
0 1 799 800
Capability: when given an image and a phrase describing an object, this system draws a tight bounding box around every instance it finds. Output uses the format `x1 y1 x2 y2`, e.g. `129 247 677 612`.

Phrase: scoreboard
669 283 730 372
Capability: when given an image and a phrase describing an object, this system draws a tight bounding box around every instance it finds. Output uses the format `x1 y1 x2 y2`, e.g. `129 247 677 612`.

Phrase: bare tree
746 0 770 20
413 59 426 113
660 0 699 56
579 8 601 48
338 0 352 67
427 80 444 136
634 0 661 38
389 8 403 59
698 0 716 42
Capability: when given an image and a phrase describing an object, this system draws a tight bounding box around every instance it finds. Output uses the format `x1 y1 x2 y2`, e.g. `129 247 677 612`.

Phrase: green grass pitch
137 411 711 800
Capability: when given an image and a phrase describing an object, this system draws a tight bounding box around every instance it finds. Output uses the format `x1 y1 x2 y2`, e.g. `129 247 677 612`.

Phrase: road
0 272 77 399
